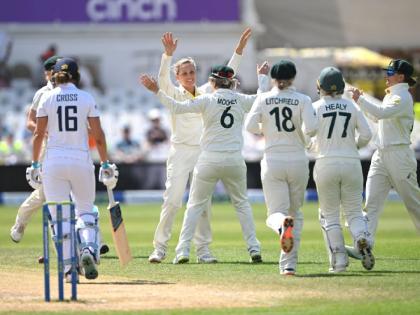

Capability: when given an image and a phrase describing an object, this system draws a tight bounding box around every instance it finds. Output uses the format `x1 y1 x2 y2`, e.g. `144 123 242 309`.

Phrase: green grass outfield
0 201 419 314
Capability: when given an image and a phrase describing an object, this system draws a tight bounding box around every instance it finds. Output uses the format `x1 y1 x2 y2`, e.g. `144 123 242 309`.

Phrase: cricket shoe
357 238 375 270
197 253 218 264
281 268 296 276
10 223 25 243
329 252 348 273
329 265 347 273
81 248 98 280
345 245 362 260
173 255 189 264
65 267 81 284
280 216 294 253
148 250 166 263
249 251 263 263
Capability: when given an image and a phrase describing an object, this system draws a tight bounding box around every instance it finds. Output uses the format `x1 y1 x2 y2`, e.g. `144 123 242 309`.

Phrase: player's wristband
101 160 110 169
31 161 41 169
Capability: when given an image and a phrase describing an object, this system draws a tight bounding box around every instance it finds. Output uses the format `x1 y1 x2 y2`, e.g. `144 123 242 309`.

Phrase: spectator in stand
143 108 169 189
114 125 143 163
0 132 26 165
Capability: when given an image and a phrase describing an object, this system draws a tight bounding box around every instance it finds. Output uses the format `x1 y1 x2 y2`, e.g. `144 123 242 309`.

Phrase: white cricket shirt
358 83 414 149
30 81 54 111
37 83 99 152
312 96 372 159
157 88 256 152
245 86 318 159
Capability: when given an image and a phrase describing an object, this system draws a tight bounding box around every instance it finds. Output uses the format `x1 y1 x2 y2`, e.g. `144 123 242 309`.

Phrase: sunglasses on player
386 69 398 77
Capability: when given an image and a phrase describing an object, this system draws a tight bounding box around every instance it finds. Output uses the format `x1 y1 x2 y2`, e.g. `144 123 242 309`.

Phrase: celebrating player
245 60 317 275
140 64 266 264
28 58 117 280
148 29 256 264
312 67 374 272
348 59 420 259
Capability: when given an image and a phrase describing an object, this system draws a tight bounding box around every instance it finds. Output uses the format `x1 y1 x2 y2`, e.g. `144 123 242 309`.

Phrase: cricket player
140 65 264 264
148 29 259 264
245 60 318 275
28 58 118 280
10 55 60 242
348 59 420 259
312 67 374 272
10 56 109 258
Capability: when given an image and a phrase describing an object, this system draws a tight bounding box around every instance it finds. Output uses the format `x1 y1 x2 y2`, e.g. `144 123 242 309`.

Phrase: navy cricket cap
318 67 345 94
43 55 61 71
210 65 235 79
270 60 296 80
383 59 417 86
53 57 79 79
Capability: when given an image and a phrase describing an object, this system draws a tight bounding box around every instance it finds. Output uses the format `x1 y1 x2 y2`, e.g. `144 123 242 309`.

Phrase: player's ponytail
54 71 71 84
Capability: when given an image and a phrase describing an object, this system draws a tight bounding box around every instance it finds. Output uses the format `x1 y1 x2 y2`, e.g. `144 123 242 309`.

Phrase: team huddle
10 28 420 279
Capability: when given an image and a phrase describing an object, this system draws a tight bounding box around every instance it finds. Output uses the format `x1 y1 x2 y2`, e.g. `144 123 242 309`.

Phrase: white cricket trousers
14 144 47 226
261 156 307 272
314 158 370 250
153 144 213 256
14 186 45 226
175 151 261 257
42 149 96 270
365 145 420 243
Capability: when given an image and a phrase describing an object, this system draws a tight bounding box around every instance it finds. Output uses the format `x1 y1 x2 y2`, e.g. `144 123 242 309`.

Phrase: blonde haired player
28 58 117 280
312 67 374 272
148 29 260 264
245 60 318 275
141 64 268 264
348 59 420 260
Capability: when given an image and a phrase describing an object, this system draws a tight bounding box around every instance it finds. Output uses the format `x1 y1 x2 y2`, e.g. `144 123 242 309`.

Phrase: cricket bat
107 186 132 266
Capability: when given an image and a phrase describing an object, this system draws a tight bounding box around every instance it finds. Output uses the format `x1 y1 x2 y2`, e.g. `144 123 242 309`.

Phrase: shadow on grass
100 255 149 260
368 270 420 275
80 279 174 285
297 272 383 278
299 269 420 277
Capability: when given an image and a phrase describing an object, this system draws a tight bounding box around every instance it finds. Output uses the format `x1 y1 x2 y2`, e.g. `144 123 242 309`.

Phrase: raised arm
227 28 251 74
140 74 205 114
301 97 318 137
350 87 406 119
257 61 270 93
158 32 179 95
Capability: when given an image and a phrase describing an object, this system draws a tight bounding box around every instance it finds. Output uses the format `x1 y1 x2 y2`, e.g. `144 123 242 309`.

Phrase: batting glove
99 161 119 189
26 161 42 190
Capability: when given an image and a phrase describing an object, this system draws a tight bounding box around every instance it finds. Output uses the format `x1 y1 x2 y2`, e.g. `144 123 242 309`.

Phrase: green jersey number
221 106 234 128
322 111 351 138
269 106 295 132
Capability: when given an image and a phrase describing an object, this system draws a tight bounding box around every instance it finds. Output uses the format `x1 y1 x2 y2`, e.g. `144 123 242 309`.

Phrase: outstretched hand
161 32 178 56
349 87 363 102
257 61 270 75
235 28 252 55
139 74 159 94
